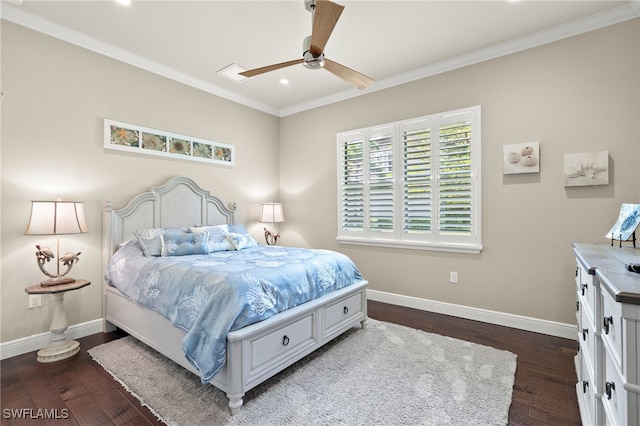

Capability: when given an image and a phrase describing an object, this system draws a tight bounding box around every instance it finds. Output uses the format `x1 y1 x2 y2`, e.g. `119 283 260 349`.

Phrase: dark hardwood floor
1 301 580 425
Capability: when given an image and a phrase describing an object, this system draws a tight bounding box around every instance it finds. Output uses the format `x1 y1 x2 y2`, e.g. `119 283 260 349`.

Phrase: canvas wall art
502 142 539 174
563 151 608 186
104 119 234 166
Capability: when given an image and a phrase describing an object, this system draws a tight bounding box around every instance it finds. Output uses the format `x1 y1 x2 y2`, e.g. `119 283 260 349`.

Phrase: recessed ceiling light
280 78 289 85
216 63 249 83
115 0 131 5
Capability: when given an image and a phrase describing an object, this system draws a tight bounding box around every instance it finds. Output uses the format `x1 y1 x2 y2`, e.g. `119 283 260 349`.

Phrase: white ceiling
2 0 638 116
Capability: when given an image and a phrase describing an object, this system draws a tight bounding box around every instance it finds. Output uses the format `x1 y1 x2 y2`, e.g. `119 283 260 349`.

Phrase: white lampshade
25 201 89 235
259 203 285 223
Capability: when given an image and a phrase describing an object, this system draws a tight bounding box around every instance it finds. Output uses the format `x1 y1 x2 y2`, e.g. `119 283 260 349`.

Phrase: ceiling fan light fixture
303 51 325 70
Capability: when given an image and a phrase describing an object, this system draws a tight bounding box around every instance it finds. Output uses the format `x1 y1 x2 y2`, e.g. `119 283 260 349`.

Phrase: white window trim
336 106 482 254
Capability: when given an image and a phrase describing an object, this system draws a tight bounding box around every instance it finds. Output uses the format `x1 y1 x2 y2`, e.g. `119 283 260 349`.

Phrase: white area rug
89 319 516 426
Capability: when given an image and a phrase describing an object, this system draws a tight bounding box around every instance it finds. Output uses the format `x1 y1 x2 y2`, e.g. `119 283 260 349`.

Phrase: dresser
574 243 640 426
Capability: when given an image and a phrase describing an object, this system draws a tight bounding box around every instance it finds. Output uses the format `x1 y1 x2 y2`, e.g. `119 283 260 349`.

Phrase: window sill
336 237 483 254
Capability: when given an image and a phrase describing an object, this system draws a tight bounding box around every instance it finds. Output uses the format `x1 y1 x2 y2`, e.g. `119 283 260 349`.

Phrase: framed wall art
104 119 234 167
563 151 608 186
502 142 539 174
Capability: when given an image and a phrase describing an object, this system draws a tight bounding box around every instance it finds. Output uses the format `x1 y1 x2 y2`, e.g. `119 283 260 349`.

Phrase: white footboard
104 280 368 414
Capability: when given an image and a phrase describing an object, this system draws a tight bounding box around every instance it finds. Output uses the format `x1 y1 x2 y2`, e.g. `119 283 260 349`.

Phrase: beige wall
1 22 280 342
280 19 640 326
1 18 639 345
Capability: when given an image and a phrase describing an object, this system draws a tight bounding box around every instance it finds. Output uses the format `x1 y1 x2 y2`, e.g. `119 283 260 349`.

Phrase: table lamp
24 200 88 286
259 202 285 245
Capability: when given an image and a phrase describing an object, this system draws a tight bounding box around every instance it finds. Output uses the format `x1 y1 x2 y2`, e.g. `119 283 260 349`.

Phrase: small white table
25 279 90 363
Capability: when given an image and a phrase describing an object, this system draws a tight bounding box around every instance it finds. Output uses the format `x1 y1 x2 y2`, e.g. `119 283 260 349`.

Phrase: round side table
24 279 91 363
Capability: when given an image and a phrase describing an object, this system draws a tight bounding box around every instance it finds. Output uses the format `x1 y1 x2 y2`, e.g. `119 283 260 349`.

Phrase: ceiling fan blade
309 0 344 56
239 59 304 78
323 58 374 90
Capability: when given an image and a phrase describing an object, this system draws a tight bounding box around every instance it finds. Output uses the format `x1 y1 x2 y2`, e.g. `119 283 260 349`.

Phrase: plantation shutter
402 125 432 234
438 120 472 235
337 106 481 254
368 129 394 233
339 134 365 233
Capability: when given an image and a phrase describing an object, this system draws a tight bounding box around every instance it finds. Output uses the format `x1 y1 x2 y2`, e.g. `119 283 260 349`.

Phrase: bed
102 176 368 414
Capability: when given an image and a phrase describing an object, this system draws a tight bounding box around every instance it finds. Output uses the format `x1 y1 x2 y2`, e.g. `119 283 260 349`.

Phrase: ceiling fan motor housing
302 35 324 69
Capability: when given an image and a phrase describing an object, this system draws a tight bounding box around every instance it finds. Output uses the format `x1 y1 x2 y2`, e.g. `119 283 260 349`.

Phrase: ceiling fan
240 0 374 90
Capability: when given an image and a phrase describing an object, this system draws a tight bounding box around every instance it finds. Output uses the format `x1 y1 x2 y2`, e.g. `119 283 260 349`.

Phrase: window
337 106 482 254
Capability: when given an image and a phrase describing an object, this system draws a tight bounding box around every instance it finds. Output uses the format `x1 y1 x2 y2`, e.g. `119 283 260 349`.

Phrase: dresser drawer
579 303 598 369
577 355 599 426
601 289 623 371
247 313 317 380
322 290 364 339
602 349 626 426
577 261 598 325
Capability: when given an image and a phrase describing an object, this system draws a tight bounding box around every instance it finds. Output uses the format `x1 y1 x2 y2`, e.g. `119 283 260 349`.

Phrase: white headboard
103 176 236 270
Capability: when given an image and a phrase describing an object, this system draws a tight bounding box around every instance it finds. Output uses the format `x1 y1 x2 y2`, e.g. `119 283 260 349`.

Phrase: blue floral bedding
105 241 364 382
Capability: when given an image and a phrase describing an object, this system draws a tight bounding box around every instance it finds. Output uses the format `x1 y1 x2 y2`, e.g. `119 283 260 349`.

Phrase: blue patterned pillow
228 232 258 250
189 225 233 252
134 227 189 257
161 232 209 256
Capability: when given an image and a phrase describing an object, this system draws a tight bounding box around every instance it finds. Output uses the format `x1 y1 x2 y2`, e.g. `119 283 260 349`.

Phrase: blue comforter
106 241 364 382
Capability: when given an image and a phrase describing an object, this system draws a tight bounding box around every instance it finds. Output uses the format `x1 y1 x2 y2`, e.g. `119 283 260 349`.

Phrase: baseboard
1 294 576 360
367 289 577 340
0 319 104 360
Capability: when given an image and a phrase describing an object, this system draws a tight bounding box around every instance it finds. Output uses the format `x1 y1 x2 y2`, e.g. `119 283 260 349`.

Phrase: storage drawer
247 313 316 379
322 291 364 339
577 262 598 325
579 303 597 369
601 289 623 371
602 349 626 426
577 356 599 426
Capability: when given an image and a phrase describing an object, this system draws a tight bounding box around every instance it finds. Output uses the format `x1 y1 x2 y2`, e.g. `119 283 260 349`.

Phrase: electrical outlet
450 272 458 284
28 294 42 309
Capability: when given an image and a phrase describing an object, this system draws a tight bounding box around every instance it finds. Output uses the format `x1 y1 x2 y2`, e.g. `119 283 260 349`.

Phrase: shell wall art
502 142 540 174
104 119 234 166
563 151 608 186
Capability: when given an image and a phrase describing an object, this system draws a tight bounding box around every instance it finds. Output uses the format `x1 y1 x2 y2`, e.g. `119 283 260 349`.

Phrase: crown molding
280 0 640 117
0 3 280 117
2 1 639 118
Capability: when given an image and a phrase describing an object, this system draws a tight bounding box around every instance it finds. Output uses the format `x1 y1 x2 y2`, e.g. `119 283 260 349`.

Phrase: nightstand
25 279 91 363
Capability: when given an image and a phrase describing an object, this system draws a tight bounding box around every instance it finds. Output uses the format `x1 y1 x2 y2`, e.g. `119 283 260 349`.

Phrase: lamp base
37 339 80 363
40 276 76 287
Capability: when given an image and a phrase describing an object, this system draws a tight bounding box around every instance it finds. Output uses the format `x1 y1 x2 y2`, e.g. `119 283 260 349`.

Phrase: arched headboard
102 176 236 270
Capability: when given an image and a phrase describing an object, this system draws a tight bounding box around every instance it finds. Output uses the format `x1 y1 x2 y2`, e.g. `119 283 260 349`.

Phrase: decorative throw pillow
228 223 250 235
189 225 233 252
134 227 189 257
227 232 258 250
161 232 209 257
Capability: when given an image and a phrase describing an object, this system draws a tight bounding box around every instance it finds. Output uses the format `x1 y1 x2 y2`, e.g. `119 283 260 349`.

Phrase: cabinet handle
282 335 290 346
343 306 349 315
606 381 615 399
582 380 589 394
582 328 589 341
581 284 588 296
575 267 579 277
576 301 580 312
603 316 613 334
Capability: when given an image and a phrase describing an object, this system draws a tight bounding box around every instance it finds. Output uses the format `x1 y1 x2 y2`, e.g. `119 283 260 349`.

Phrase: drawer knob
582 328 589 341
282 335 290 346
606 381 615 400
603 316 613 334
343 306 349 315
582 380 589 394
